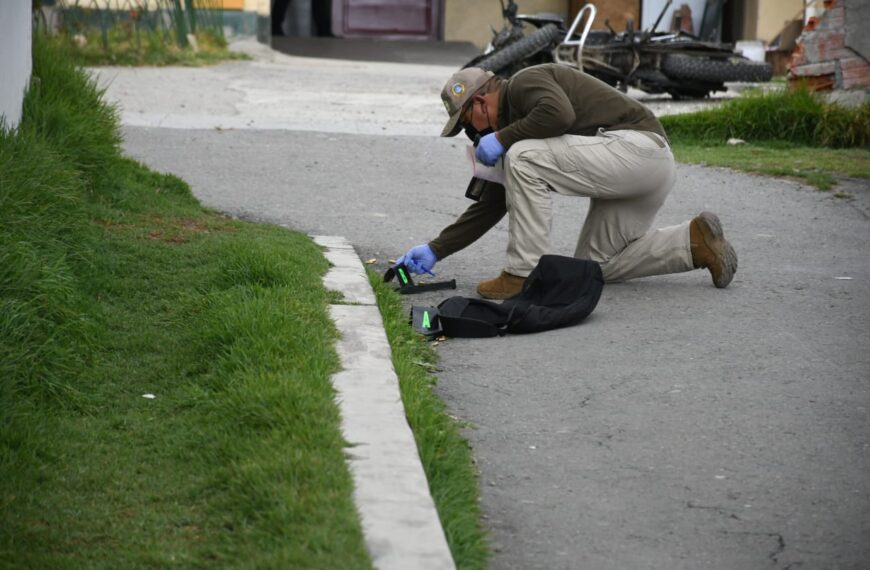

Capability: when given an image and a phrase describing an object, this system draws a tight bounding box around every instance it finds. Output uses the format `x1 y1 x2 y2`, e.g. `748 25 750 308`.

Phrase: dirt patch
147 230 189 244
179 218 211 233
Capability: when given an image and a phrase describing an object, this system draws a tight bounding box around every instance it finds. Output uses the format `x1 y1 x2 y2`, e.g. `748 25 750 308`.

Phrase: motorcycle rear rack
554 3 596 68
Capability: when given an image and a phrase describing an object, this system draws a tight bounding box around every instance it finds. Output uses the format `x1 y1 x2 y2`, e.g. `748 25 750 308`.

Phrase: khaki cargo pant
503 129 693 282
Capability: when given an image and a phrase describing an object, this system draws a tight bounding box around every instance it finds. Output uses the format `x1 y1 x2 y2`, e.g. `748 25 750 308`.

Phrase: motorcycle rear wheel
661 54 773 83
471 24 561 75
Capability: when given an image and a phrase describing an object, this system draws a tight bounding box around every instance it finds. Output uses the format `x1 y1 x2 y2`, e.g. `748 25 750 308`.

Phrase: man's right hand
396 244 438 275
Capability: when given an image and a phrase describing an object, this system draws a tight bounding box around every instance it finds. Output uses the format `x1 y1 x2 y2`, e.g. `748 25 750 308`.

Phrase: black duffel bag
412 255 604 338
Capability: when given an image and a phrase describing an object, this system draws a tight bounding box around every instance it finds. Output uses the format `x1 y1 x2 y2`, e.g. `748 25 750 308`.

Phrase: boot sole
697 211 738 288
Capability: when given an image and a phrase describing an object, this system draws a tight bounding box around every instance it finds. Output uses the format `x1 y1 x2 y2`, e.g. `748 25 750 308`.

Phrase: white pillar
0 1 32 130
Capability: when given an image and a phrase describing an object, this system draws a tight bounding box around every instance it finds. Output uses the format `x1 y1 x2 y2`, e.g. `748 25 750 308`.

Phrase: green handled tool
383 263 457 295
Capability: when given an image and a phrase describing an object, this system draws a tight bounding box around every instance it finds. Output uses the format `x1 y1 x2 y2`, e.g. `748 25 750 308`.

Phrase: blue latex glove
396 244 438 276
475 132 505 166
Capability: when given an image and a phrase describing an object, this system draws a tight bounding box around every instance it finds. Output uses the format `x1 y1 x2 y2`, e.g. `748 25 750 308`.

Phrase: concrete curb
312 235 456 570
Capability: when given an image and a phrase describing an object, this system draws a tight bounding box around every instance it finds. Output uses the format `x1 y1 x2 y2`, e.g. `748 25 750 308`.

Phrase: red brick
804 31 853 62
842 59 870 89
789 74 835 91
790 61 837 76
789 43 808 67
842 77 869 89
841 57 870 70
800 29 844 47
820 5 845 29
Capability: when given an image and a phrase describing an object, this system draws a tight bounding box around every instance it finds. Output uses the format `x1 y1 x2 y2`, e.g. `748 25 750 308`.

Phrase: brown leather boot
690 211 738 288
477 271 526 300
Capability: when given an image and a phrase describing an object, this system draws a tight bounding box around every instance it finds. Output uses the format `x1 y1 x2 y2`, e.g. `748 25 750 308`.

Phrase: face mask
466 126 494 146
464 98 495 145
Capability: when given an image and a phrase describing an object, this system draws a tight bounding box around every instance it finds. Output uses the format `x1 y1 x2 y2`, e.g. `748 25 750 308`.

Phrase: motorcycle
463 0 773 99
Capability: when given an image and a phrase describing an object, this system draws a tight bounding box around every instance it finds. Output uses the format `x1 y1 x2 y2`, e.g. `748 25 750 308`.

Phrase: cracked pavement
94 38 870 569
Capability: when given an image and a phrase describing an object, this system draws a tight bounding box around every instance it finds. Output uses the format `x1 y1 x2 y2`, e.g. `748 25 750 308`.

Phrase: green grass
368 273 490 570
662 87 870 190
45 0 246 67
1 35 371 568
671 143 870 191
48 28 249 67
661 87 869 148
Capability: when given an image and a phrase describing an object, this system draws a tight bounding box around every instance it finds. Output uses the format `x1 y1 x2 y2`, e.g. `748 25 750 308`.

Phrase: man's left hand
475 132 505 166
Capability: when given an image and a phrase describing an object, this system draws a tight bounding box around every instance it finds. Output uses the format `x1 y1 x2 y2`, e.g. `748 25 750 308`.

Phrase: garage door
332 0 441 40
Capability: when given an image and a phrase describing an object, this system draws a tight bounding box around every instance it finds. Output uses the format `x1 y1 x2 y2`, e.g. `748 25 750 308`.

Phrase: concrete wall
585 0 639 34
443 0 804 47
753 0 803 42
645 0 804 43
444 0 569 49
0 1 32 130
642 0 707 36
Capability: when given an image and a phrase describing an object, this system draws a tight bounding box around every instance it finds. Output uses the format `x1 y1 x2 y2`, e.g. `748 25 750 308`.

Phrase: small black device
465 177 487 201
464 133 489 202
383 263 457 295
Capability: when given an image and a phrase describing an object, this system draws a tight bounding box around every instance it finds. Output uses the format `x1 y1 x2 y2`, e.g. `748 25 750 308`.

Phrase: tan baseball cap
440 67 494 137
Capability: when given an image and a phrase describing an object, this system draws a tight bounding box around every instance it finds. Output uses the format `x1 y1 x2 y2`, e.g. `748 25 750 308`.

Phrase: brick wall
788 0 870 92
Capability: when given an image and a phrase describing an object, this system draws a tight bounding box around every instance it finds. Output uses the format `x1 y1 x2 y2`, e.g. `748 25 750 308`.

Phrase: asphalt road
101 40 870 569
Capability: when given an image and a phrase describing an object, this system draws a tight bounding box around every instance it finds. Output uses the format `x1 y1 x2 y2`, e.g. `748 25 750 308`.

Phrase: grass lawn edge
367 270 490 570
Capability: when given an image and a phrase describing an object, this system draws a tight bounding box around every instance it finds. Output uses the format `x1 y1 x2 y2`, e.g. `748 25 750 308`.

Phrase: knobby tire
661 54 773 83
474 24 561 74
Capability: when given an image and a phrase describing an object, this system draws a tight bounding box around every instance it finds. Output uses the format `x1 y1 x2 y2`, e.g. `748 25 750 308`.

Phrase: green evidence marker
422 310 431 329
398 267 410 285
